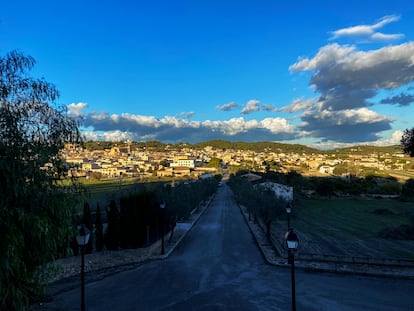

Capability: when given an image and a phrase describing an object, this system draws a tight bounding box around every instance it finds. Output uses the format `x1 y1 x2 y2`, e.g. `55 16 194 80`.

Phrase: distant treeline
83 139 401 155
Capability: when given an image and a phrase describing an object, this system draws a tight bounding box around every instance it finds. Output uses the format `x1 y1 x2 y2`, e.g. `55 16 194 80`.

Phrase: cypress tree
82 202 94 253
105 200 120 250
95 204 104 251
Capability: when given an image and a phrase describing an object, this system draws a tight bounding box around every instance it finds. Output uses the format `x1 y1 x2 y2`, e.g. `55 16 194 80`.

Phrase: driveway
38 183 414 310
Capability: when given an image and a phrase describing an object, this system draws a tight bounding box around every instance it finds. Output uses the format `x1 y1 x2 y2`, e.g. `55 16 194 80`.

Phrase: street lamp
285 228 299 311
160 201 166 255
285 202 292 229
76 224 90 311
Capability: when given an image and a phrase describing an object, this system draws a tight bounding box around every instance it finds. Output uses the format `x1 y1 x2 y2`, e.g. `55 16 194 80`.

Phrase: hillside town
63 142 413 181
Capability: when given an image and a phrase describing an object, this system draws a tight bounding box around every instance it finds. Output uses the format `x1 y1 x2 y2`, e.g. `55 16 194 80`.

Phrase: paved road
44 184 414 310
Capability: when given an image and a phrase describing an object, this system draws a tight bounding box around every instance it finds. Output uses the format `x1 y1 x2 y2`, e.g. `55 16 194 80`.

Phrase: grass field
273 197 414 260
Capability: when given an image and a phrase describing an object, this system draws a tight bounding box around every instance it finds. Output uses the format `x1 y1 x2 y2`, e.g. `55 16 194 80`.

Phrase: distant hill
328 145 403 155
83 139 402 155
191 140 319 153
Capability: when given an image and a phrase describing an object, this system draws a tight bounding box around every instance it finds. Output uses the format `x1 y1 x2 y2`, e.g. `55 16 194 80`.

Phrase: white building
258 181 293 201
170 159 195 168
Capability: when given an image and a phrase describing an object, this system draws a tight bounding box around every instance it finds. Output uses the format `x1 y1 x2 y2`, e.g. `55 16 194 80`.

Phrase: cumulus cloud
299 106 393 142
388 130 404 145
290 43 414 105
216 102 238 111
80 111 300 143
82 130 135 142
67 102 88 117
380 93 414 106
288 36 414 143
330 15 404 42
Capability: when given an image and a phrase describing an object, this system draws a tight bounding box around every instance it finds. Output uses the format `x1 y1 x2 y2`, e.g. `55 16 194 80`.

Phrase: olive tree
0 50 81 310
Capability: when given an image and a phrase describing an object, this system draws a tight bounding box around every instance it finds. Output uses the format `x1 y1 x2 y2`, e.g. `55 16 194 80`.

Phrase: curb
150 193 215 260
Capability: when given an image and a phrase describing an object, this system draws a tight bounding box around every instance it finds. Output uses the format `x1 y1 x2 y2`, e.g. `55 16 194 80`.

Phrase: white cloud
387 130 403 145
291 43 414 92
78 107 401 147
120 113 159 127
260 117 295 133
299 106 393 142
102 130 135 141
81 111 300 143
203 118 253 135
240 99 276 114
241 99 261 114
176 111 195 118
81 131 99 141
330 15 404 42
290 44 355 72
89 112 110 121
279 98 314 113
261 104 277 112
319 108 392 125
82 130 134 142
67 102 88 117
216 102 238 111
288 38 414 143
159 116 200 128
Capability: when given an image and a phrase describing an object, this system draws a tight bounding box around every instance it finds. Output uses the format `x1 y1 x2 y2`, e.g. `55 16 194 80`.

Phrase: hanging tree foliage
401 127 414 157
0 50 81 310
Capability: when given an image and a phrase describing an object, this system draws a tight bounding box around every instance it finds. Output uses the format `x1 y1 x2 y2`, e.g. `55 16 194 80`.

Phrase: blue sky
2 0 414 149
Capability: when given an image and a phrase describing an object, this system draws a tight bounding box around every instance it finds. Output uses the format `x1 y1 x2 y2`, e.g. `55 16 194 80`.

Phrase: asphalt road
44 184 414 310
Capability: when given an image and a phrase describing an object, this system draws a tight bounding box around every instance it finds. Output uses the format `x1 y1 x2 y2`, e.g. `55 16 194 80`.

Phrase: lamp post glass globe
285 228 299 251
76 224 90 246
286 202 292 214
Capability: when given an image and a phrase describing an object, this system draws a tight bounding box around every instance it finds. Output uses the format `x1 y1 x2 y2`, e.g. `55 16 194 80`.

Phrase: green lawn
274 198 414 260
295 198 412 238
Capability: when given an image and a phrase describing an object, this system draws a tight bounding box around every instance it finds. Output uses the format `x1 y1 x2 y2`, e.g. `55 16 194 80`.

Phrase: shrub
104 200 120 250
402 179 414 200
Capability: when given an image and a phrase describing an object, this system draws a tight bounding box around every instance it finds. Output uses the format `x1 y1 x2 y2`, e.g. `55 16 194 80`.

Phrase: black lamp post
285 202 292 229
76 224 90 311
160 201 166 255
285 228 299 311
